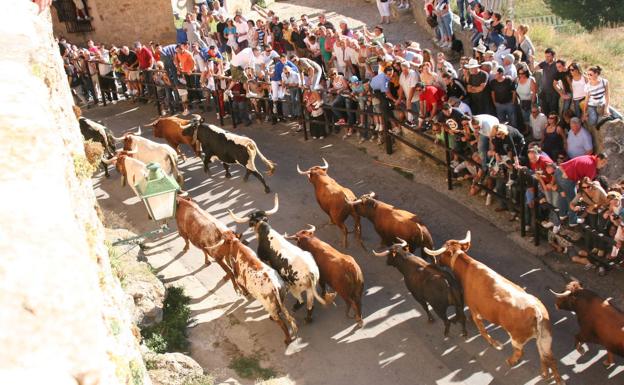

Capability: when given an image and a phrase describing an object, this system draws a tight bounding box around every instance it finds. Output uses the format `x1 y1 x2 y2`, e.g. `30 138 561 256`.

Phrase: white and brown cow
425 232 564 384
213 231 299 345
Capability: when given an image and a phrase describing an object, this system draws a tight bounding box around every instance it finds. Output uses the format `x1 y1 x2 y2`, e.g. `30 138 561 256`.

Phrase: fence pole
532 176 540 246
381 95 392 155
300 91 308 140
519 170 527 237
230 98 237 129
443 130 453 190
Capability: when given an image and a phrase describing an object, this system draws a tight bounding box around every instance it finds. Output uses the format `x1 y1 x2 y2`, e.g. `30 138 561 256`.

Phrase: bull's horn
180 123 193 129
306 224 316 233
296 164 310 175
135 126 142 135
283 232 297 240
265 194 279 216
177 190 189 197
206 238 225 250
124 149 138 155
111 133 125 142
101 156 117 165
424 247 447 256
372 249 390 257
369 191 376 198
349 199 362 205
458 231 471 245
320 157 329 170
228 209 248 224
395 237 408 249
145 118 160 127
549 289 571 298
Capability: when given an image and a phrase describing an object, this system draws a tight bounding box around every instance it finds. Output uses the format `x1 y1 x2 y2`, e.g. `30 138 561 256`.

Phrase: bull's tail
310 274 335 306
248 142 276 176
535 305 563 383
167 152 184 188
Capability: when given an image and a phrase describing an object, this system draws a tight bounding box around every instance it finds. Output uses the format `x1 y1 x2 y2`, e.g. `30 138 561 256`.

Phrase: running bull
285 225 364 327
373 239 466 337
351 192 434 255
213 231 299 345
183 123 276 193
551 281 624 367
228 195 334 322
425 232 564 384
145 114 203 160
297 158 363 248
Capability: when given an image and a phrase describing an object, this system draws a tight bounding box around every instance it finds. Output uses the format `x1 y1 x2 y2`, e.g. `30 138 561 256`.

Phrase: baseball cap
349 75 360 83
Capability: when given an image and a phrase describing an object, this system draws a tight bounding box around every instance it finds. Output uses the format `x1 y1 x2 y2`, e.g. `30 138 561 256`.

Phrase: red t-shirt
560 155 598 182
419 85 445 112
529 154 553 172
474 12 484 33
137 47 154 70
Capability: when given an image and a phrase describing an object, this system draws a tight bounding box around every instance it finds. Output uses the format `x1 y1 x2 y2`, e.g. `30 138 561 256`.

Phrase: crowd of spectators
58 0 623 275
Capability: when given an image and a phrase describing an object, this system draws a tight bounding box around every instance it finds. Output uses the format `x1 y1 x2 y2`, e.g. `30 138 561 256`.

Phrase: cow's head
424 231 471 266
181 114 204 137
350 192 378 218
297 158 329 182
550 281 584 311
228 194 279 231
284 224 316 246
372 238 410 266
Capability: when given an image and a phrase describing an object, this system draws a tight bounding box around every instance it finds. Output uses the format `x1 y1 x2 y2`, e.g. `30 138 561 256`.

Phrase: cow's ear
460 242 471 252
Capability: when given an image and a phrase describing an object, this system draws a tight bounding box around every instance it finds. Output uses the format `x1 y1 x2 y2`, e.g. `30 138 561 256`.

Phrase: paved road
88 101 623 385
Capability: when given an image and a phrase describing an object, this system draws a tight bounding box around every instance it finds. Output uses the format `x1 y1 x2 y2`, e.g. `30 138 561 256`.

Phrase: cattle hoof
356 320 364 329
264 187 271 193
225 173 232 178
292 301 304 311
305 316 314 324
602 359 613 367
427 316 435 324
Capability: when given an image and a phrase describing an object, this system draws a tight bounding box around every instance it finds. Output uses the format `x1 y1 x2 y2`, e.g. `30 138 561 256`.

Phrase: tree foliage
548 0 624 30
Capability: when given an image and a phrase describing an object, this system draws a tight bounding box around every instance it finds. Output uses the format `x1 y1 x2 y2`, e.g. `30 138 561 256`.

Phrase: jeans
561 94 572 115
495 102 517 128
285 87 302 118
587 105 604 128
438 12 453 40
332 94 347 122
554 168 578 225
457 0 472 26
345 98 357 125
233 100 251 125
543 189 562 225
478 134 490 170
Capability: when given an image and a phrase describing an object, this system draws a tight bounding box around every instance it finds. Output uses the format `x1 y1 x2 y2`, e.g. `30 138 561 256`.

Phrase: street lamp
136 162 180 221
112 162 180 247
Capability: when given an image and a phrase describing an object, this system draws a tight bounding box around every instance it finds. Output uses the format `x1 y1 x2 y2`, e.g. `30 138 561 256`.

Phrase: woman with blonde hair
516 24 534 62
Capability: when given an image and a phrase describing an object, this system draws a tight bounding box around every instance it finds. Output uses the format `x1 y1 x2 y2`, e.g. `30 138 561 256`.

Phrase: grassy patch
392 167 414 181
229 355 276 381
106 241 125 283
73 153 97 179
142 286 192 353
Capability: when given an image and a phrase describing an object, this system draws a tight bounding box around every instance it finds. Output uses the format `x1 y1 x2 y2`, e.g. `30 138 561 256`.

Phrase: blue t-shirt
270 60 298 82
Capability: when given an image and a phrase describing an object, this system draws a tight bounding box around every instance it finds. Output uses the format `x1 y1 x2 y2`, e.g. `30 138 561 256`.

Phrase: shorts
231 65 247 84
372 97 382 113
127 70 140 81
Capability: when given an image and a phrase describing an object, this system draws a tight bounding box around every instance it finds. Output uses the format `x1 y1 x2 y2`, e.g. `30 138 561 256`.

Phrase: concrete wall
0 3 150 384
52 0 176 46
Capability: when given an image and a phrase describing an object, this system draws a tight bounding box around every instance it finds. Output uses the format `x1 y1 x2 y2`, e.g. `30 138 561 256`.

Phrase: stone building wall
52 0 177 46
0 2 151 384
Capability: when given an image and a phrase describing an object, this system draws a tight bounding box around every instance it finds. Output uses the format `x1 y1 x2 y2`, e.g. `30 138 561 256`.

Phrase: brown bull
551 281 624 366
297 158 362 248
286 225 364 327
351 192 434 255
175 195 243 294
425 232 564 384
146 114 203 159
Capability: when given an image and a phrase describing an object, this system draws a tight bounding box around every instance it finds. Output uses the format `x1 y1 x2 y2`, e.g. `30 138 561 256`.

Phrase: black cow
79 117 118 177
373 239 467 337
184 123 276 193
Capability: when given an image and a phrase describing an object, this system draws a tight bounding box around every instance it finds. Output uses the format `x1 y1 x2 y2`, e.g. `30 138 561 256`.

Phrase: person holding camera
569 177 608 228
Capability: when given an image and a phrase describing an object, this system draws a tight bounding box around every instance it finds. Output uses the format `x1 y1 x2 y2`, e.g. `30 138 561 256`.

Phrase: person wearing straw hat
465 58 493 115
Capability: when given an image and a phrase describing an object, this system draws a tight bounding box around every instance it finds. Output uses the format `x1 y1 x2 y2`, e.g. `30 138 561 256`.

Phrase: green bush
548 0 624 30
142 286 192 353
228 355 276 380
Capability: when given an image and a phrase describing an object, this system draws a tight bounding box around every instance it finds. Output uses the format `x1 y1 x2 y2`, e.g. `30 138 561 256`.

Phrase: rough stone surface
600 119 624 182
143 351 204 385
0 3 150 384
106 228 166 328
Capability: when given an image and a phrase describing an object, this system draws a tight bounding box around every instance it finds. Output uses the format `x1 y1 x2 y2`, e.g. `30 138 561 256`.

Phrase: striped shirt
584 78 608 106
257 28 266 49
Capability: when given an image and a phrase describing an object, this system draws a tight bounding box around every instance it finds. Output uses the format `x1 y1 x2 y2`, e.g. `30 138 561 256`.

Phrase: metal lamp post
112 162 180 247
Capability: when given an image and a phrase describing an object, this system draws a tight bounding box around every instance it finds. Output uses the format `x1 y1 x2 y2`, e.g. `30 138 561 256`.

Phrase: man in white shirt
449 96 472 116
228 47 260 92
331 38 348 75
470 114 499 169
258 45 279 73
234 14 249 49
212 1 228 20
529 105 547 141
397 62 419 123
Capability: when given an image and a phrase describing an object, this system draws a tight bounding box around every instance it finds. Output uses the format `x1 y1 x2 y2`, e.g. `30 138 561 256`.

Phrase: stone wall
52 0 176 46
600 119 624 183
0 3 150 384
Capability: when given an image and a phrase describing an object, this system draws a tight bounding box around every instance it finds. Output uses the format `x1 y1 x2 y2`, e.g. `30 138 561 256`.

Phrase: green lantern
135 162 180 221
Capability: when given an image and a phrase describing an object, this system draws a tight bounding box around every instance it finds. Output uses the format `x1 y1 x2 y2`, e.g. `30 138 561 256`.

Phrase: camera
574 198 588 213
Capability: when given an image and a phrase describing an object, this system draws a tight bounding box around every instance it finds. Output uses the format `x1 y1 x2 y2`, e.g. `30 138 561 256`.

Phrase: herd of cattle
79 110 624 384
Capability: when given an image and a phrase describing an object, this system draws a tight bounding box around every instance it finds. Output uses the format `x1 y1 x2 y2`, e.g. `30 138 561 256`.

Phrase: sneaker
358 138 365 144
312 137 318 140
319 136 325 139
552 225 560 234
485 194 492 206
335 119 347 126
577 217 585 224
541 221 554 229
